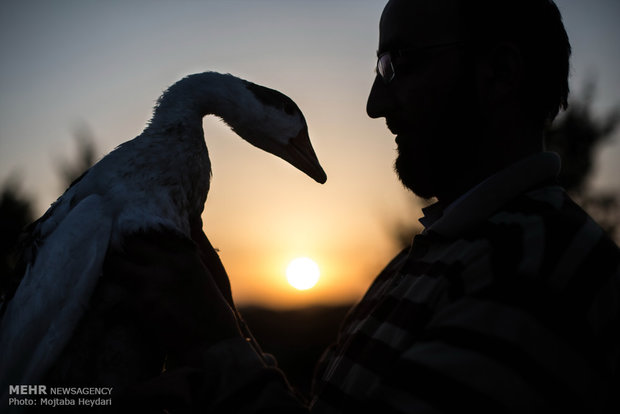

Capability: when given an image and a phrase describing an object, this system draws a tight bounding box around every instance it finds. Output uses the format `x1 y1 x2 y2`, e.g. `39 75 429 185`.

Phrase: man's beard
395 151 432 199
394 136 446 199
394 109 480 200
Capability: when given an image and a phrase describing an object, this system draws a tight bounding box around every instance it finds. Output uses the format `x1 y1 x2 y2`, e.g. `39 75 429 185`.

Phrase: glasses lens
377 53 394 83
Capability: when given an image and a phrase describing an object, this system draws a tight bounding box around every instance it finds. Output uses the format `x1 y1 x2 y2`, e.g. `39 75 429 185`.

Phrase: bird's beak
282 128 327 184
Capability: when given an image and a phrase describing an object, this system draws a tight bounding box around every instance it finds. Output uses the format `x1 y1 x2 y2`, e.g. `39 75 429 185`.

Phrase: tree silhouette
54 124 99 189
0 174 34 306
545 80 620 193
545 80 620 241
0 127 100 308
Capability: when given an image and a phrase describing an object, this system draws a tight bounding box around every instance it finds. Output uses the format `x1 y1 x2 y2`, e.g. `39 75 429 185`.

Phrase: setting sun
286 257 320 290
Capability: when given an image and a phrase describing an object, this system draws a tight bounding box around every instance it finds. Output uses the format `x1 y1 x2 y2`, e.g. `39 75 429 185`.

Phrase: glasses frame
376 40 468 84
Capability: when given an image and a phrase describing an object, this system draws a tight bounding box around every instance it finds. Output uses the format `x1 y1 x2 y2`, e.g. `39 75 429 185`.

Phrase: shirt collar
419 152 561 238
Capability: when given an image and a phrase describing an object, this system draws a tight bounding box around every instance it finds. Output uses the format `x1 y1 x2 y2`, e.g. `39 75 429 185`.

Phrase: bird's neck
146 72 245 131
112 73 248 234
111 72 254 236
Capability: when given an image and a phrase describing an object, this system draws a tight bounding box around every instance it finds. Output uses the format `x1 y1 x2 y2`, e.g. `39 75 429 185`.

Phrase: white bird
0 72 326 402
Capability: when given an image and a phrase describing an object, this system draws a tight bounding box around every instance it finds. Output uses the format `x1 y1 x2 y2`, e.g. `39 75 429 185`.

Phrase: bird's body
0 72 326 405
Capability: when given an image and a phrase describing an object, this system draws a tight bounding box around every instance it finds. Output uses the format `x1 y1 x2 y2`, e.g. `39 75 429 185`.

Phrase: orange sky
201 115 415 308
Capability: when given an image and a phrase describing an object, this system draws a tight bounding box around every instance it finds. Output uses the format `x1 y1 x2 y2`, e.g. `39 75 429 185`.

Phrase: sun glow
286 257 320 290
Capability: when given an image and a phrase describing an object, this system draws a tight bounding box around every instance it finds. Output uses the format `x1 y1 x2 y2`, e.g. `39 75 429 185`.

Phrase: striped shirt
310 152 620 412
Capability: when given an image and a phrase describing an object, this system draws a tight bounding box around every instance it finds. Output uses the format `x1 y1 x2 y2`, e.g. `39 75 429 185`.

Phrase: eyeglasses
376 41 467 84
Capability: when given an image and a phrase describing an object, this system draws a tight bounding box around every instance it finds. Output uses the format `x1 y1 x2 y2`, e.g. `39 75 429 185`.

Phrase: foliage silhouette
545 80 620 193
0 175 34 307
54 124 100 189
545 80 620 240
0 128 99 309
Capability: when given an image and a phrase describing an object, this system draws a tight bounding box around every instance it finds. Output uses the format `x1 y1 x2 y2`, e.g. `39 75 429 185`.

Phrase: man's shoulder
465 184 619 287
496 185 589 230
471 185 612 251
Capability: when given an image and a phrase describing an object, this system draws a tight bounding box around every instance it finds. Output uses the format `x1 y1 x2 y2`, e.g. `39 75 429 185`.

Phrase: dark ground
239 304 352 398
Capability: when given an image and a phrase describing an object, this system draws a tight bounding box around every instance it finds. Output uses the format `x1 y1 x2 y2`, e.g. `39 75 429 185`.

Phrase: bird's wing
0 194 113 393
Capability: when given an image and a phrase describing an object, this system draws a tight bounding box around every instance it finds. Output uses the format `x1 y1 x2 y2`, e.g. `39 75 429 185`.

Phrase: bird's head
227 80 327 184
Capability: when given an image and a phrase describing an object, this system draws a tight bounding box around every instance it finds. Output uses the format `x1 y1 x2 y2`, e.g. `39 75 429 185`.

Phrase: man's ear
476 42 523 105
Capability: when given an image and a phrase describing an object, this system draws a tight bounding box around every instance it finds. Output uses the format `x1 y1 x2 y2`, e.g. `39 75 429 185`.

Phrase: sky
1 0 619 309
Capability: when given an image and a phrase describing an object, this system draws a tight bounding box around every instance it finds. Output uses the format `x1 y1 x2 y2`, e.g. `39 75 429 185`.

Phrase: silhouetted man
112 0 620 412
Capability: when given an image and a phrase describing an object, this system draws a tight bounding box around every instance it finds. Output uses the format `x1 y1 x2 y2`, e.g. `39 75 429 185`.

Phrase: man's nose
366 75 393 119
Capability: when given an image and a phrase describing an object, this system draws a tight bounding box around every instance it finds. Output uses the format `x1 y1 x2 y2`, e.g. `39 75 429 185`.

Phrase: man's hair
460 0 571 128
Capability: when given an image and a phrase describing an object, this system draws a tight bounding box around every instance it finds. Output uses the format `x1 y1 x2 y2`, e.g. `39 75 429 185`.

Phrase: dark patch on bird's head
242 80 301 118
235 79 326 184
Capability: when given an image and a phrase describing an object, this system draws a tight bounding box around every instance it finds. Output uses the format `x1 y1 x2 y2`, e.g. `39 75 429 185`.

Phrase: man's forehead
378 0 466 53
